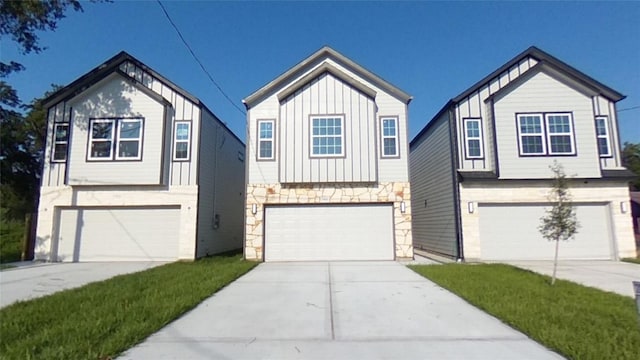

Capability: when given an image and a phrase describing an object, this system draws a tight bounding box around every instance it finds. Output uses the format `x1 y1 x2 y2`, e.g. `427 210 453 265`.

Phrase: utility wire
618 105 640 112
156 0 246 116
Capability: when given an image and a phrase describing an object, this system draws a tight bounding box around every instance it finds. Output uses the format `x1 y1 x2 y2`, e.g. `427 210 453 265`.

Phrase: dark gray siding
409 111 458 257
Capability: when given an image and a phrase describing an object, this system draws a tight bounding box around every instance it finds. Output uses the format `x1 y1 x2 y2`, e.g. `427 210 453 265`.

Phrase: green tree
622 142 640 191
1 0 84 109
539 161 580 285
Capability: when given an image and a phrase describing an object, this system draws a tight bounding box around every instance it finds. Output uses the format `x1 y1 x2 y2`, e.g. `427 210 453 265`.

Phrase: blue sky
3 1 639 144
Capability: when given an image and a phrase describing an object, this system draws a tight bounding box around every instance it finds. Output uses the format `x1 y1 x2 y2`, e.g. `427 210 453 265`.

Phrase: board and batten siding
196 110 245 257
593 95 623 169
66 74 167 185
409 112 458 258
279 73 377 183
493 70 601 179
43 101 70 187
455 57 538 172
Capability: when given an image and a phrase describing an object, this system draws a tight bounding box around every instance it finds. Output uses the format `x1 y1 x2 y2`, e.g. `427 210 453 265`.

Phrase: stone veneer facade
458 180 636 260
245 182 413 261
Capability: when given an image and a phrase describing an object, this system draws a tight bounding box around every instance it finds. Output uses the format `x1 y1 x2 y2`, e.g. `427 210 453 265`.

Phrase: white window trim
595 116 612 158
115 118 143 160
173 121 192 161
257 119 275 161
517 114 546 156
545 113 575 155
52 123 69 162
88 119 115 160
310 115 345 158
380 117 399 158
463 118 484 159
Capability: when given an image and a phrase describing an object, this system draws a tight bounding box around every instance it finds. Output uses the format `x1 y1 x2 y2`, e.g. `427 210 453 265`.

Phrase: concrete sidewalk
504 260 639 297
0 261 165 308
120 262 561 360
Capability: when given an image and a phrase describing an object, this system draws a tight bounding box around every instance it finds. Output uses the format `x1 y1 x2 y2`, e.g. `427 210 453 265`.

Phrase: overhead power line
618 105 640 112
156 0 246 116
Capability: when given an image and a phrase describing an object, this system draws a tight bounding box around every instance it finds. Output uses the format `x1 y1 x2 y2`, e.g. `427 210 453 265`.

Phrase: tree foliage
539 161 579 285
0 0 84 110
622 142 640 191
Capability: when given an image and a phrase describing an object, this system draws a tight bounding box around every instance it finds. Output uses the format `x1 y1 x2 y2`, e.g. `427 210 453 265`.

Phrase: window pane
53 144 67 161
468 139 481 157
176 123 190 140
595 119 607 136
120 121 141 139
55 125 69 141
383 119 396 136
520 116 542 134
175 142 188 159
550 135 572 153
91 141 112 158
118 140 140 158
548 115 570 133
259 140 272 158
466 121 480 138
311 117 343 156
522 136 543 154
598 137 609 156
92 122 113 139
384 138 397 156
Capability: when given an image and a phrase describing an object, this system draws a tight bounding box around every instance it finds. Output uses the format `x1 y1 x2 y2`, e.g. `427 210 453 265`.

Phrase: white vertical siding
493 71 601 178
278 73 378 183
196 110 246 256
594 96 623 169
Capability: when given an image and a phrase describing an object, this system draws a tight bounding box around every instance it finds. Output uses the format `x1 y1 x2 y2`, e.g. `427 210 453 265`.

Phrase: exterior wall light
400 201 406 213
251 203 258 215
620 201 628 214
468 202 475 214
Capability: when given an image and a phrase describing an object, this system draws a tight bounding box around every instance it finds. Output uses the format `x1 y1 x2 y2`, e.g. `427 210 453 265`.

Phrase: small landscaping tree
539 161 579 285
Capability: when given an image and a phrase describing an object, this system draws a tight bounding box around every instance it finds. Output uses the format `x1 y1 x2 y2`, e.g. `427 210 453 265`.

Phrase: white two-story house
410 46 636 261
243 46 413 261
35 51 245 262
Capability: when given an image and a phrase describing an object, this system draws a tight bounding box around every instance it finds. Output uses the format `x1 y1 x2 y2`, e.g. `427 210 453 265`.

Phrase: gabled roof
43 51 201 108
243 46 412 109
411 46 625 147
453 46 624 103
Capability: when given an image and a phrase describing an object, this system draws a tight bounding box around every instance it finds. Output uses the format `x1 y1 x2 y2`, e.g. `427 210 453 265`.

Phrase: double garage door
264 204 394 261
478 203 613 260
56 207 180 262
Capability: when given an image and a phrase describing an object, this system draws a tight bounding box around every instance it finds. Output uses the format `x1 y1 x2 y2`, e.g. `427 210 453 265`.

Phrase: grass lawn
621 257 640 264
0 254 256 359
409 263 640 360
0 216 24 263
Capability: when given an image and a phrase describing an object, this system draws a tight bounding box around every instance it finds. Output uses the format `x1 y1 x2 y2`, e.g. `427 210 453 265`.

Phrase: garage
264 204 394 261
56 207 180 262
478 203 613 260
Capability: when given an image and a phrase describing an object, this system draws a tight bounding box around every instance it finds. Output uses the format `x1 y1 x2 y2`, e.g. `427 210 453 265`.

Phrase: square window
311 116 344 157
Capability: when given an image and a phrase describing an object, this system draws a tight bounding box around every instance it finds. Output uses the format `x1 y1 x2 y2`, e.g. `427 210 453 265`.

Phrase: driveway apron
0 262 165 308
120 261 561 360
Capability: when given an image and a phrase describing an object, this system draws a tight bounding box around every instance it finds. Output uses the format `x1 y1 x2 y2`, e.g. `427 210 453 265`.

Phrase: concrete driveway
0 261 166 308
504 260 639 297
121 262 561 360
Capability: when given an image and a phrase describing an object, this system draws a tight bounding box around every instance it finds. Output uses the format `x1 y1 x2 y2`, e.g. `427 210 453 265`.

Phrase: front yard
409 263 640 360
0 254 256 359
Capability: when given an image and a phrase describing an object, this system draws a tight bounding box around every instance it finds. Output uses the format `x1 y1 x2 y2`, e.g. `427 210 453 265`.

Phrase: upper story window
257 120 275 160
173 121 191 161
545 113 575 155
517 112 574 156
88 118 143 161
311 116 344 157
595 116 611 157
381 117 399 157
463 118 483 159
52 123 69 162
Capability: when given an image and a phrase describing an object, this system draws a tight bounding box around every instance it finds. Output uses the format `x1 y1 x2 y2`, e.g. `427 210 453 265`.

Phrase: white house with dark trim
243 46 413 261
410 46 636 261
35 51 245 262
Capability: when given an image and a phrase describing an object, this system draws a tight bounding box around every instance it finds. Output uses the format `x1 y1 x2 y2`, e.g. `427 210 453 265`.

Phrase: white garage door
478 203 613 260
56 207 180 262
265 204 394 261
